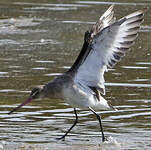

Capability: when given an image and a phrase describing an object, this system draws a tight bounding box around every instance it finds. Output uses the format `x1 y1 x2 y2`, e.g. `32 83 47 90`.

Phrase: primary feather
71 6 147 96
67 5 115 74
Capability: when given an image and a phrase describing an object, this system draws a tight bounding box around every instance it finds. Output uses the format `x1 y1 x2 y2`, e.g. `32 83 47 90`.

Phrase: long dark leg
57 108 78 140
89 107 105 142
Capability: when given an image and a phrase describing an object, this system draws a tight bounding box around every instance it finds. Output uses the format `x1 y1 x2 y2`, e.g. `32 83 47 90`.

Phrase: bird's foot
56 136 65 141
102 136 109 142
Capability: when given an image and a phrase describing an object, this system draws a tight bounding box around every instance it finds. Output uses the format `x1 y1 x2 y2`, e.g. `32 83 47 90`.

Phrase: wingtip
136 7 149 14
99 4 115 20
108 4 115 10
106 4 115 14
142 7 149 12
124 7 148 20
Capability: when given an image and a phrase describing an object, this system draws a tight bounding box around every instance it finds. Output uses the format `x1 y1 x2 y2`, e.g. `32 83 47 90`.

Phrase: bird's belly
62 85 95 108
62 83 111 110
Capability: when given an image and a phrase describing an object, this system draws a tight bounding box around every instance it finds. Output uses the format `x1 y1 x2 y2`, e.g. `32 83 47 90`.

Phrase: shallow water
0 0 151 149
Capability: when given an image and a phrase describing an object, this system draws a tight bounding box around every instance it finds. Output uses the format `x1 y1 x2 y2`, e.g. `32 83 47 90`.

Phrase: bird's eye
30 88 40 98
34 91 39 96
32 91 39 99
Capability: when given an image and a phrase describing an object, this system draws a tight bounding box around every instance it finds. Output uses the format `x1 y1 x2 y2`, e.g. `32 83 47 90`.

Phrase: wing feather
73 7 147 95
67 5 115 74
90 4 116 40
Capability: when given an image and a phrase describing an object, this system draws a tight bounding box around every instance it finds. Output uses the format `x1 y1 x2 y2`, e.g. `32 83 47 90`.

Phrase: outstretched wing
90 4 116 39
67 5 115 74
72 8 147 95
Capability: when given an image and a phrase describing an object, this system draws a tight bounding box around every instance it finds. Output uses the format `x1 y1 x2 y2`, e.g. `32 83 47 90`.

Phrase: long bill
8 97 33 115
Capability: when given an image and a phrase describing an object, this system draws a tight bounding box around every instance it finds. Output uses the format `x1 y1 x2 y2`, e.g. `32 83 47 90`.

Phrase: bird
8 5 147 142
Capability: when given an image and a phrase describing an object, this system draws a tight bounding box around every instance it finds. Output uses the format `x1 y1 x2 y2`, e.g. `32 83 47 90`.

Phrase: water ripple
76 1 149 6
111 111 151 119
122 65 149 69
0 1 150 149
105 82 151 88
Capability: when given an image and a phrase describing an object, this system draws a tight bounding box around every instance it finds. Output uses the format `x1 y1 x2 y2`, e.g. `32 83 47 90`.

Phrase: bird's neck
43 74 73 99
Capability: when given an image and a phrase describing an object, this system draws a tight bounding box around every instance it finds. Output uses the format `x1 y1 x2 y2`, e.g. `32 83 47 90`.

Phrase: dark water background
0 0 151 149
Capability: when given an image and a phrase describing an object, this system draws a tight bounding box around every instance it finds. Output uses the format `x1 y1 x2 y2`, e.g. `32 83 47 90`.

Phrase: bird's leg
56 108 78 140
89 107 105 142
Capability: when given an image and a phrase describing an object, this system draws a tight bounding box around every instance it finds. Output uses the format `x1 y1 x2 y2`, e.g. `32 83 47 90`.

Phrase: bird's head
8 86 44 115
30 87 43 99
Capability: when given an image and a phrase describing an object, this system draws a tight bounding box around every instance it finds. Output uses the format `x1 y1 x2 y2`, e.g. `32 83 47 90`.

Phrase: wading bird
8 5 147 142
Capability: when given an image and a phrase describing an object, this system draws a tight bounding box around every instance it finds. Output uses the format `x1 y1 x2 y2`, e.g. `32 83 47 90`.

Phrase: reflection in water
0 0 151 149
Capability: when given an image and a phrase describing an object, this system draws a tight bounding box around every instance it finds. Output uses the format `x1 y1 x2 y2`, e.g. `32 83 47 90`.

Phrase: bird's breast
62 82 94 108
